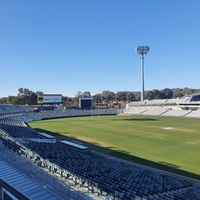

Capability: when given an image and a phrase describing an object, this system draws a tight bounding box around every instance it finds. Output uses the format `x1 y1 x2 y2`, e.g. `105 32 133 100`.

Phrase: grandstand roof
185 92 200 97
0 160 60 200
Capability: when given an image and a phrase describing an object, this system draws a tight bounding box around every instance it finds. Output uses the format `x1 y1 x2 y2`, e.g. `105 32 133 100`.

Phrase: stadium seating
22 141 197 199
123 107 147 115
184 108 200 118
1 104 200 199
140 107 170 116
1 102 200 120
1 119 200 199
161 109 192 117
125 97 200 119
145 99 168 106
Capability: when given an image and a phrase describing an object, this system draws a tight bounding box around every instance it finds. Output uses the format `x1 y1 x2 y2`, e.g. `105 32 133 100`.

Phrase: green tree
162 88 173 99
101 90 115 101
115 92 126 101
82 91 91 98
145 91 155 100
126 92 135 103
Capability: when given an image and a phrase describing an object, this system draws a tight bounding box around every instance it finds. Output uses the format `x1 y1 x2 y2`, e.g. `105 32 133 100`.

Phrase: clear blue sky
0 0 200 98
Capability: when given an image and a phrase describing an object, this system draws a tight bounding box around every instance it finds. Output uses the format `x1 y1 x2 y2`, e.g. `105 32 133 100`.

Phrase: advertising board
37 94 62 104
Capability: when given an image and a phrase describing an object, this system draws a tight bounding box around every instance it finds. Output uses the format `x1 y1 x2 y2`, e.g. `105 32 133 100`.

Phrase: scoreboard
37 94 62 104
79 98 94 110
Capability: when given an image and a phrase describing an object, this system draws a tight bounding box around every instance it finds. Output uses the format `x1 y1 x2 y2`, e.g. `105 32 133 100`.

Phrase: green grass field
29 115 200 180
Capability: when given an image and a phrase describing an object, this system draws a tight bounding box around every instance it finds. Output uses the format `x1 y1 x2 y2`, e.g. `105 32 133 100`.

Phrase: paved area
0 141 106 200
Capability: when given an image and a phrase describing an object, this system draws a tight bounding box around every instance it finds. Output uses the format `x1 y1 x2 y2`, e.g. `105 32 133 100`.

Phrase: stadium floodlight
135 46 150 102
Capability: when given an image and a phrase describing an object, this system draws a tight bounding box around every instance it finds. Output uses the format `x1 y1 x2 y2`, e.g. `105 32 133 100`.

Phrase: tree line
0 87 200 106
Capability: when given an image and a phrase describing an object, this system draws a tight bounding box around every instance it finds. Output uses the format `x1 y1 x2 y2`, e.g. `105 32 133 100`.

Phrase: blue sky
0 0 200 98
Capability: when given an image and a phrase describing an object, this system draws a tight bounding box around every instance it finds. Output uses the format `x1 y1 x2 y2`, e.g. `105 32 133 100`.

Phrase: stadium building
1 97 200 199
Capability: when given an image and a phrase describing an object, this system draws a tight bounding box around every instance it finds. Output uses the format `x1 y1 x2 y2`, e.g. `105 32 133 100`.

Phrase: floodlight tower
135 46 150 102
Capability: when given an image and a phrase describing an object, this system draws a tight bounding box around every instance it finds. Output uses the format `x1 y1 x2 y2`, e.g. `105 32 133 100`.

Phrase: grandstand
1 106 119 122
1 119 200 199
124 93 200 119
1 103 200 199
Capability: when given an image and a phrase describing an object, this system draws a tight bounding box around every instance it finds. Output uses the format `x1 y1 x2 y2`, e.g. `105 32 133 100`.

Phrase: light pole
136 46 150 102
